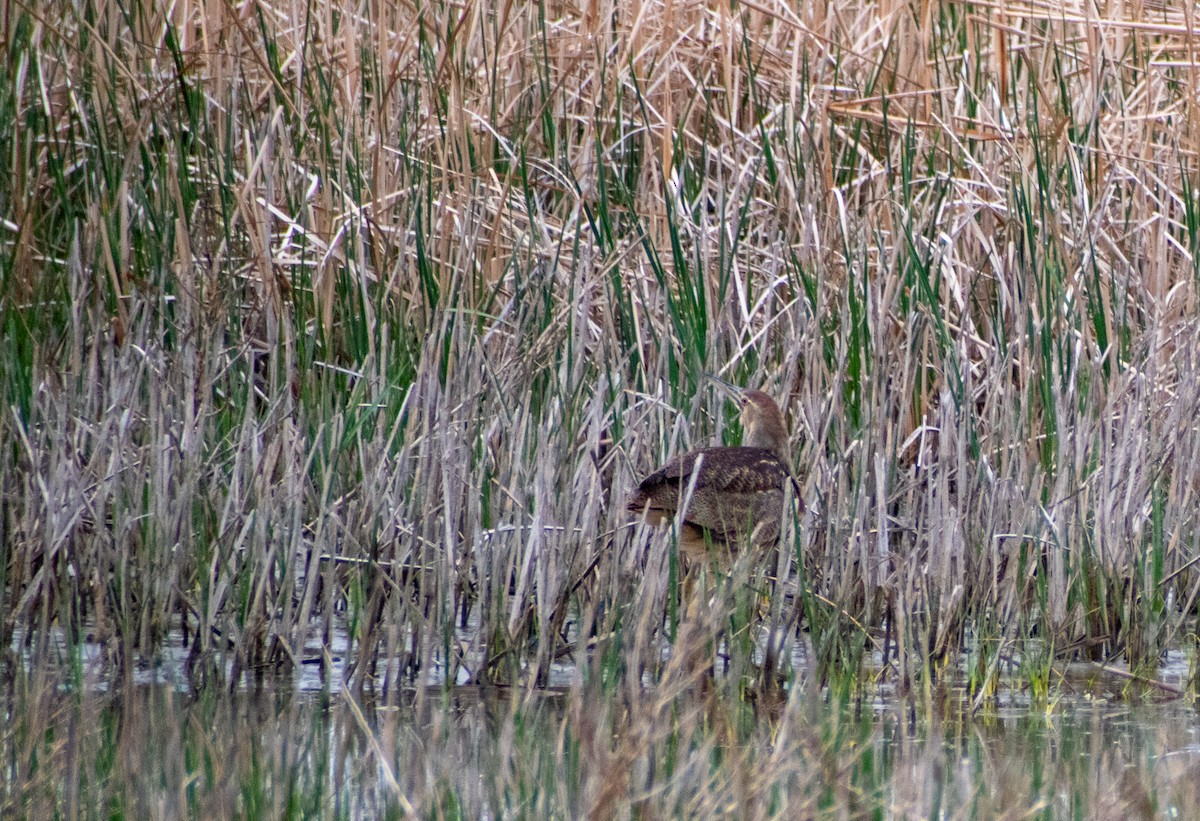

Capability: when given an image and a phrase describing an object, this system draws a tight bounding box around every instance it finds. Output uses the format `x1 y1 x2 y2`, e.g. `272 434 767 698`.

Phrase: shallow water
5 675 1198 818
5 627 1199 818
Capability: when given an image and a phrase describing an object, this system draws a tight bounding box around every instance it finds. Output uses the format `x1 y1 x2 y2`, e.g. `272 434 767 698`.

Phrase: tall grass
4 0 1200 721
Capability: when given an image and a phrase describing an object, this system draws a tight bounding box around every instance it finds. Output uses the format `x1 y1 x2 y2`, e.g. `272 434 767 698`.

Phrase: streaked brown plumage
627 385 802 561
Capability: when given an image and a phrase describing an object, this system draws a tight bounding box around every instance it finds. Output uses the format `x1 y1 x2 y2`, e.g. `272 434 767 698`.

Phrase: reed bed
4 0 1200 813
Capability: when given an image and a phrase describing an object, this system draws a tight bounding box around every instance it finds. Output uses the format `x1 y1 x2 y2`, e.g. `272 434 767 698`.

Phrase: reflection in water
6 622 1200 817
4 659 1200 818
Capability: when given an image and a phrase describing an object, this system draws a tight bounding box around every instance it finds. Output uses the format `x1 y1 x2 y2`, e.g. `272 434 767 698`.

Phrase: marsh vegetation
4 0 1200 816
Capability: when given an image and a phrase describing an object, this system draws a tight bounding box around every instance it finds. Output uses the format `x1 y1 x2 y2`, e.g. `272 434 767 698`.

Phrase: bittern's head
705 376 790 461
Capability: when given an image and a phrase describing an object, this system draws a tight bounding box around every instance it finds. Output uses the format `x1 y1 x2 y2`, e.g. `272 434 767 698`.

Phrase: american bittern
627 379 802 561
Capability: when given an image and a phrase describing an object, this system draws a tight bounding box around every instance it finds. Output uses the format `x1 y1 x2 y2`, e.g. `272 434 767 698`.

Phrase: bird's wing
789 474 806 513
631 447 728 498
647 449 703 483
629 448 790 512
696 449 790 494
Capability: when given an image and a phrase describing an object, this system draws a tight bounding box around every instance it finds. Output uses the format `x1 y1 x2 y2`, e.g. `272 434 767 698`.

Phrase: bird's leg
678 552 725 686
670 562 719 699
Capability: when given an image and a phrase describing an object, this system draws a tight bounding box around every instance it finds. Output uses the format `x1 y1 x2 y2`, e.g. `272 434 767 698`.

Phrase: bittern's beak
703 373 748 406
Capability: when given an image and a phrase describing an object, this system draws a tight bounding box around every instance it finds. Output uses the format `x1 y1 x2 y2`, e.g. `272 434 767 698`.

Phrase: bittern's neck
744 415 789 464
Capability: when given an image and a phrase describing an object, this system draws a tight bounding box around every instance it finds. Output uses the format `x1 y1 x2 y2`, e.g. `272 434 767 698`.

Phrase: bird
627 378 802 563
